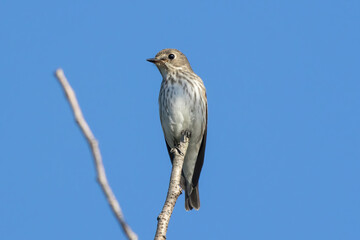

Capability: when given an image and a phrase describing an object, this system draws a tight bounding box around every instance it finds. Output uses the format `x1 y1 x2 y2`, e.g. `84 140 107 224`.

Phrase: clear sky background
1 1 359 239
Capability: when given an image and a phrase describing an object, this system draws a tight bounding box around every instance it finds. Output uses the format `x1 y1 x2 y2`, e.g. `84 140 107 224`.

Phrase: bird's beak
147 58 160 63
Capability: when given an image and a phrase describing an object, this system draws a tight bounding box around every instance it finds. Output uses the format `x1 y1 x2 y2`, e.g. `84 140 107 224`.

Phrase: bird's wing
191 108 207 187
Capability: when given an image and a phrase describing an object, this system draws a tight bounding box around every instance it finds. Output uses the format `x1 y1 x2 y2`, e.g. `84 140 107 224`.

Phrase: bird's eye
168 54 175 60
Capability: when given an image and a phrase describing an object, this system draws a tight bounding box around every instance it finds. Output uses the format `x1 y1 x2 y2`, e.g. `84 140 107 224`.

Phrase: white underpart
159 70 206 190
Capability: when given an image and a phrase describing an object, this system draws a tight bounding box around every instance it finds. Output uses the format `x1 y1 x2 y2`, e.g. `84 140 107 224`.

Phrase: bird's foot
170 131 191 156
171 144 185 156
181 130 192 139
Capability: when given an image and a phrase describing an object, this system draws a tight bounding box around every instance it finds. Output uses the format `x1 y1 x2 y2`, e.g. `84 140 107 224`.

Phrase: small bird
147 49 207 210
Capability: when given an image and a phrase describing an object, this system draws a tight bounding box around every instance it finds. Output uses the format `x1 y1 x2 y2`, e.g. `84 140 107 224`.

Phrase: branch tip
54 69 137 240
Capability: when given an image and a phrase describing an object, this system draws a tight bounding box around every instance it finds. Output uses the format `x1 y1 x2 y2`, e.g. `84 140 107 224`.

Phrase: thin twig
55 69 138 240
154 135 190 240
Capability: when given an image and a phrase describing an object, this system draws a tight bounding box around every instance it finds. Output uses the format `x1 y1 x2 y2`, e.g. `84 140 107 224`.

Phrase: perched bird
147 49 207 210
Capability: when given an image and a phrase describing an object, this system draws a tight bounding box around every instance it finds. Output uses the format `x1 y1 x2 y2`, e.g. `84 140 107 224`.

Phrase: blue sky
1 0 359 239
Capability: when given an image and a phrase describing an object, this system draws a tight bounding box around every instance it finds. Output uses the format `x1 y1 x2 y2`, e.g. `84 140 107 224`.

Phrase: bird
147 49 207 210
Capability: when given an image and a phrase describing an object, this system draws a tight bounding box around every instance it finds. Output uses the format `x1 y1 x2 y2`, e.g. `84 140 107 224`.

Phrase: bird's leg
171 143 184 156
176 130 192 156
171 130 191 156
181 130 192 139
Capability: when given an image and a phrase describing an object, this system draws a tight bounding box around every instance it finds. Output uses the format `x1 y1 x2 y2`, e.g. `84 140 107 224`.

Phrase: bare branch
154 134 190 240
54 69 138 240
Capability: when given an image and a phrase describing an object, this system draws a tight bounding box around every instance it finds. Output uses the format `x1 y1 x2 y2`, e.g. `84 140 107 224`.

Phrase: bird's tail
185 185 200 211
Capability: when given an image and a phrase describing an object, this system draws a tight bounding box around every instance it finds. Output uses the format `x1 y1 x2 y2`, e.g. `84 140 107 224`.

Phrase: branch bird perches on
154 134 190 240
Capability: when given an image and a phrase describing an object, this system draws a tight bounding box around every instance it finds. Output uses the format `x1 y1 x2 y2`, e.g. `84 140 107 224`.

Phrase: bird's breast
159 79 204 145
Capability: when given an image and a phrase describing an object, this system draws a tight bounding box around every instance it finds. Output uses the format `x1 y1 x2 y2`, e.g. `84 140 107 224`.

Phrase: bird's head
147 49 193 78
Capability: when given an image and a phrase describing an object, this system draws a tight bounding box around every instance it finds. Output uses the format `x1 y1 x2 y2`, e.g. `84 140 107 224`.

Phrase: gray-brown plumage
147 49 207 210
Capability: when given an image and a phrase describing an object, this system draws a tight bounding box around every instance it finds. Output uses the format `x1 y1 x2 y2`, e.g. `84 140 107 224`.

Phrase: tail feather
185 185 200 211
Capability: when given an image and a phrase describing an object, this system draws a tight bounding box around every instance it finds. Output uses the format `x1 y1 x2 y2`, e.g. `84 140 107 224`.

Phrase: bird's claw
170 145 185 156
181 130 192 139
170 130 191 156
